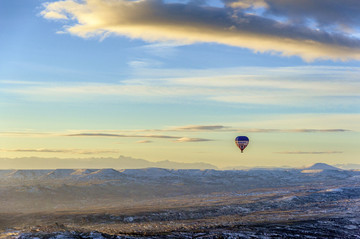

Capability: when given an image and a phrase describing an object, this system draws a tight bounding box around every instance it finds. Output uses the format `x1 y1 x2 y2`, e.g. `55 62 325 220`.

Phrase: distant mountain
0 156 217 170
303 163 340 171
0 166 354 186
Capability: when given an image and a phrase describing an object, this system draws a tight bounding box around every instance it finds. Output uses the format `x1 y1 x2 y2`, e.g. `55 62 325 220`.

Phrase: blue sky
0 0 359 168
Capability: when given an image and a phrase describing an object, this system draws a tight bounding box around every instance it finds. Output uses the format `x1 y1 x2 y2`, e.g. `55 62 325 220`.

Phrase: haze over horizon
1 0 359 169
0 155 359 170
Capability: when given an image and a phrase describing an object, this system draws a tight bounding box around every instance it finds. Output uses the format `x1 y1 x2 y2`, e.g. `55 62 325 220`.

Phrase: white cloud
2 66 360 108
128 59 163 68
174 137 213 142
41 0 360 61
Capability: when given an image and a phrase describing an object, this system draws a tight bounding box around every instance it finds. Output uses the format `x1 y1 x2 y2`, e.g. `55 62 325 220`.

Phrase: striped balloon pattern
235 136 249 153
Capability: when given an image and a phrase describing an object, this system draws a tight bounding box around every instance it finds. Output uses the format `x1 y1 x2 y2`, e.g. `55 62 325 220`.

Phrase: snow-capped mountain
303 163 340 170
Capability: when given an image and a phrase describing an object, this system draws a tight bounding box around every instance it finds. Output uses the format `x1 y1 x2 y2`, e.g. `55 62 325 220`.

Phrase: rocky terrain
1 163 360 238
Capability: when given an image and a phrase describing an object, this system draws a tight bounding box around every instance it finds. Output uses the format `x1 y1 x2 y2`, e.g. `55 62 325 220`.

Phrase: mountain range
0 155 217 169
2 156 356 170
0 163 357 213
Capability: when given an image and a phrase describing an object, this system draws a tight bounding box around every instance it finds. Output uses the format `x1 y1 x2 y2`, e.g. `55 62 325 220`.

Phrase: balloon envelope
235 136 249 153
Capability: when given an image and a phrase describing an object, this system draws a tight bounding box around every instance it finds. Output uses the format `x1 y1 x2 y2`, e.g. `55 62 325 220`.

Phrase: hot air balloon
235 136 249 153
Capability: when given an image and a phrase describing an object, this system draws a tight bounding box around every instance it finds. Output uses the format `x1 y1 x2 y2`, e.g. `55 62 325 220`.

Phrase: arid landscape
3 0 360 237
1 163 360 238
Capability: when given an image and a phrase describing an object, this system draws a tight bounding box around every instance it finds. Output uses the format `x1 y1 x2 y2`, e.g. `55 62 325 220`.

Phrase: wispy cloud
127 59 163 68
3 66 359 107
174 137 213 142
0 80 43 85
168 125 231 131
141 42 181 58
64 127 353 135
276 151 343 154
0 126 351 139
41 0 360 61
0 148 118 154
136 140 153 143
166 126 351 133
67 133 213 142
67 133 180 139
237 128 351 133
287 129 350 133
0 131 58 137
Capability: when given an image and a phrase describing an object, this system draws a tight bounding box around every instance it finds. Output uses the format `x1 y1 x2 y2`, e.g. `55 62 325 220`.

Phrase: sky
0 0 359 169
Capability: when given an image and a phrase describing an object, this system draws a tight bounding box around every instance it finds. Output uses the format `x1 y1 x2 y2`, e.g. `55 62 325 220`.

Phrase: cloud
0 148 118 155
0 131 59 137
258 0 360 32
141 42 181 58
136 140 153 143
67 133 180 139
276 151 343 154
169 125 231 131
174 137 213 142
1 126 351 140
66 127 351 136
288 129 350 133
164 125 351 133
127 59 163 68
0 80 43 85
237 128 351 133
67 132 213 142
5 66 359 107
41 0 360 61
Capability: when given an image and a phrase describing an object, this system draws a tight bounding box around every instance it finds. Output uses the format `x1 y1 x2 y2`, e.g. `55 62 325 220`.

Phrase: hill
303 163 340 171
